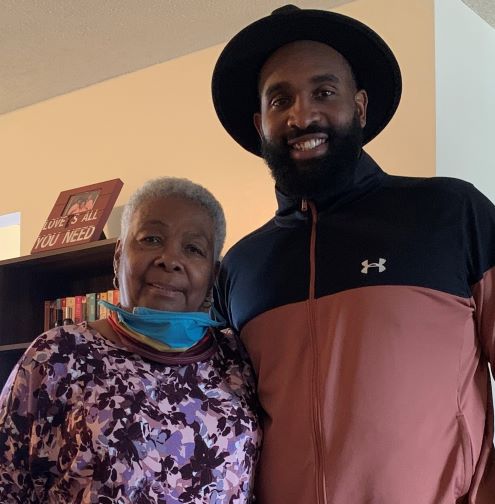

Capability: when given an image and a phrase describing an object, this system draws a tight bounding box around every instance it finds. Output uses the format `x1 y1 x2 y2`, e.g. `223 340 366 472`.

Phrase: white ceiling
463 0 495 28
1 0 494 117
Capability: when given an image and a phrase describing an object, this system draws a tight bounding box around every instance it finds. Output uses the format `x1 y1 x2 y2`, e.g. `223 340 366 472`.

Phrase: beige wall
0 0 435 257
0 225 20 261
335 0 436 176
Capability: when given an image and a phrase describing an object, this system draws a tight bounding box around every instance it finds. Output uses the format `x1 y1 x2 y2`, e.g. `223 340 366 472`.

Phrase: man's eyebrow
311 73 340 84
263 82 287 98
262 74 341 98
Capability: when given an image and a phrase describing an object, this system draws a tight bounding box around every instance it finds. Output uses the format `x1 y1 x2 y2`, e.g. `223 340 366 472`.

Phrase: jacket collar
274 150 385 225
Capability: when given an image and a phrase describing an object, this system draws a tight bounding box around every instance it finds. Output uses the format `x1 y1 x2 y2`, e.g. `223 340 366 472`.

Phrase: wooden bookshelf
0 238 117 388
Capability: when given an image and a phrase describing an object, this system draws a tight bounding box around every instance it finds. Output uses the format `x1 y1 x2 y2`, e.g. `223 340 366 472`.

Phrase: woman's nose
155 248 183 272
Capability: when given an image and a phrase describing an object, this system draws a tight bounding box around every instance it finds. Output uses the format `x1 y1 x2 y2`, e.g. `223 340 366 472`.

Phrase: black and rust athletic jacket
214 151 495 504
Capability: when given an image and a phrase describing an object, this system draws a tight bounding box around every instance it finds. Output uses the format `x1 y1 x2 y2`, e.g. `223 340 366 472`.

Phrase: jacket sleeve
472 272 495 369
466 184 495 368
213 260 233 328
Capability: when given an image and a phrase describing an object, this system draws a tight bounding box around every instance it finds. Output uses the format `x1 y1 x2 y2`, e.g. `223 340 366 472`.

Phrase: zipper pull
301 199 308 212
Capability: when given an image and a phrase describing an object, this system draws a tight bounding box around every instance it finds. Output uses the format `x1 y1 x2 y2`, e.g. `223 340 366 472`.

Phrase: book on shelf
96 293 101 320
81 296 87 322
99 291 108 319
44 300 51 332
86 293 97 322
74 295 85 324
65 297 75 322
42 289 119 331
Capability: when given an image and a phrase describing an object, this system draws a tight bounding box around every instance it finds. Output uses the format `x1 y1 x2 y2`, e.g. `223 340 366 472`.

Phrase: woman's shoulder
0 325 95 416
24 323 109 364
2 324 129 410
7 324 114 390
213 327 250 360
212 328 257 386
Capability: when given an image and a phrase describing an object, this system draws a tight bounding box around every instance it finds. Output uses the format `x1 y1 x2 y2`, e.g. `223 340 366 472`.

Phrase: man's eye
270 96 289 108
315 89 335 99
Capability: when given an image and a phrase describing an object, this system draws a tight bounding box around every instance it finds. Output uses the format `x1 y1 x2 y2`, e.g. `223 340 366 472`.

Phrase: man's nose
287 96 321 130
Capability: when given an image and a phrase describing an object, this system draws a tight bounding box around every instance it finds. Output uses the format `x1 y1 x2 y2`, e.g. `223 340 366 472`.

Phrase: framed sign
31 178 123 254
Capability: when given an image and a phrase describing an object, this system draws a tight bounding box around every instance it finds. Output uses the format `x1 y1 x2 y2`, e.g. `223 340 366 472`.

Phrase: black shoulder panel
214 175 495 331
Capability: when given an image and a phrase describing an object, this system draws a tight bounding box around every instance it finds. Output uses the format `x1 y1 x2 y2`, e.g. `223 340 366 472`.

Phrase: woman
0 177 260 503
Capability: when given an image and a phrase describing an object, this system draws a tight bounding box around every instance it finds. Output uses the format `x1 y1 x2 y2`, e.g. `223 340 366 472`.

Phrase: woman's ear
207 260 221 293
205 260 218 290
113 240 122 290
114 240 122 269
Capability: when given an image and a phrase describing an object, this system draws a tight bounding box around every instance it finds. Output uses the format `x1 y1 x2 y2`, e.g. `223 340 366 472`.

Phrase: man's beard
260 113 364 199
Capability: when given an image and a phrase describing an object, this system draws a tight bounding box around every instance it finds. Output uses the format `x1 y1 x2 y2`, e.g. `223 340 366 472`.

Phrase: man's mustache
286 125 332 142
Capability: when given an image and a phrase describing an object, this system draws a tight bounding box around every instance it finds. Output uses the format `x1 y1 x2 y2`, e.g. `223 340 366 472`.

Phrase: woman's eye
141 235 161 245
186 244 206 257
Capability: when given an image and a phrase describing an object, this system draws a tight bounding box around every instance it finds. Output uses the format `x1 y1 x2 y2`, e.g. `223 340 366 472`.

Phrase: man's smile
287 133 329 160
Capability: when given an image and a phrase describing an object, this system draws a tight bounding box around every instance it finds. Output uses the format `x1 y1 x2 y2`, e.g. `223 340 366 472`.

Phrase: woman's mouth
148 283 183 297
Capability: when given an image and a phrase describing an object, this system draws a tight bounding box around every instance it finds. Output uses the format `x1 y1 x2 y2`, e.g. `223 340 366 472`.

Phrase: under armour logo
361 258 387 274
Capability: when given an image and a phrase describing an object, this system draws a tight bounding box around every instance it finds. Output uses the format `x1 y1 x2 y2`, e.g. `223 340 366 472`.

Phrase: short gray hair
120 177 226 260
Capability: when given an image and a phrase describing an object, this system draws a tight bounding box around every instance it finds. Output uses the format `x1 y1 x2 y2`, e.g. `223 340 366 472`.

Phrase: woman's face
115 195 217 312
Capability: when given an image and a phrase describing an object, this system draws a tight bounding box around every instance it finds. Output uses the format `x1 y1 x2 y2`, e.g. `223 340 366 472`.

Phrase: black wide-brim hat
212 4 402 156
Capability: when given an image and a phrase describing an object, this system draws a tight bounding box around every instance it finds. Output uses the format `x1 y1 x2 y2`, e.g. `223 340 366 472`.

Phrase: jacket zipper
303 199 327 504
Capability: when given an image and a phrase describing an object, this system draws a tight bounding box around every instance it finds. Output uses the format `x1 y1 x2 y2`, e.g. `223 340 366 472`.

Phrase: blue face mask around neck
98 300 223 349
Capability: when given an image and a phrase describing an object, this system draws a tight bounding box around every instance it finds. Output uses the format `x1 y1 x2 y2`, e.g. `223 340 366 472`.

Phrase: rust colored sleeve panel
241 285 494 503
472 266 495 367
462 267 495 500
240 299 317 504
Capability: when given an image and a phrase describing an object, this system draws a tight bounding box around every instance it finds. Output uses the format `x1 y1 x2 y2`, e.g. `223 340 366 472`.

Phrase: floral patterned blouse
0 324 261 503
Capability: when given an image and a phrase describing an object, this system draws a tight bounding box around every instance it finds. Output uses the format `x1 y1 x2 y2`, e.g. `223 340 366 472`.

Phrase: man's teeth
292 138 326 151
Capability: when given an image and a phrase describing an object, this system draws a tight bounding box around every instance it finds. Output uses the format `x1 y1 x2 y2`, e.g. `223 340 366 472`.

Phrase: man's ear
253 112 264 139
355 89 368 128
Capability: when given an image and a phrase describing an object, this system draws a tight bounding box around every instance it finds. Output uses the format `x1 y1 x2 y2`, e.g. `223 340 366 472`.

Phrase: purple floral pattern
0 324 260 503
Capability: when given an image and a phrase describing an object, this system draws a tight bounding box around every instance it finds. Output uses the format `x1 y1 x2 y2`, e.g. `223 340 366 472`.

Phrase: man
211 5 495 504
